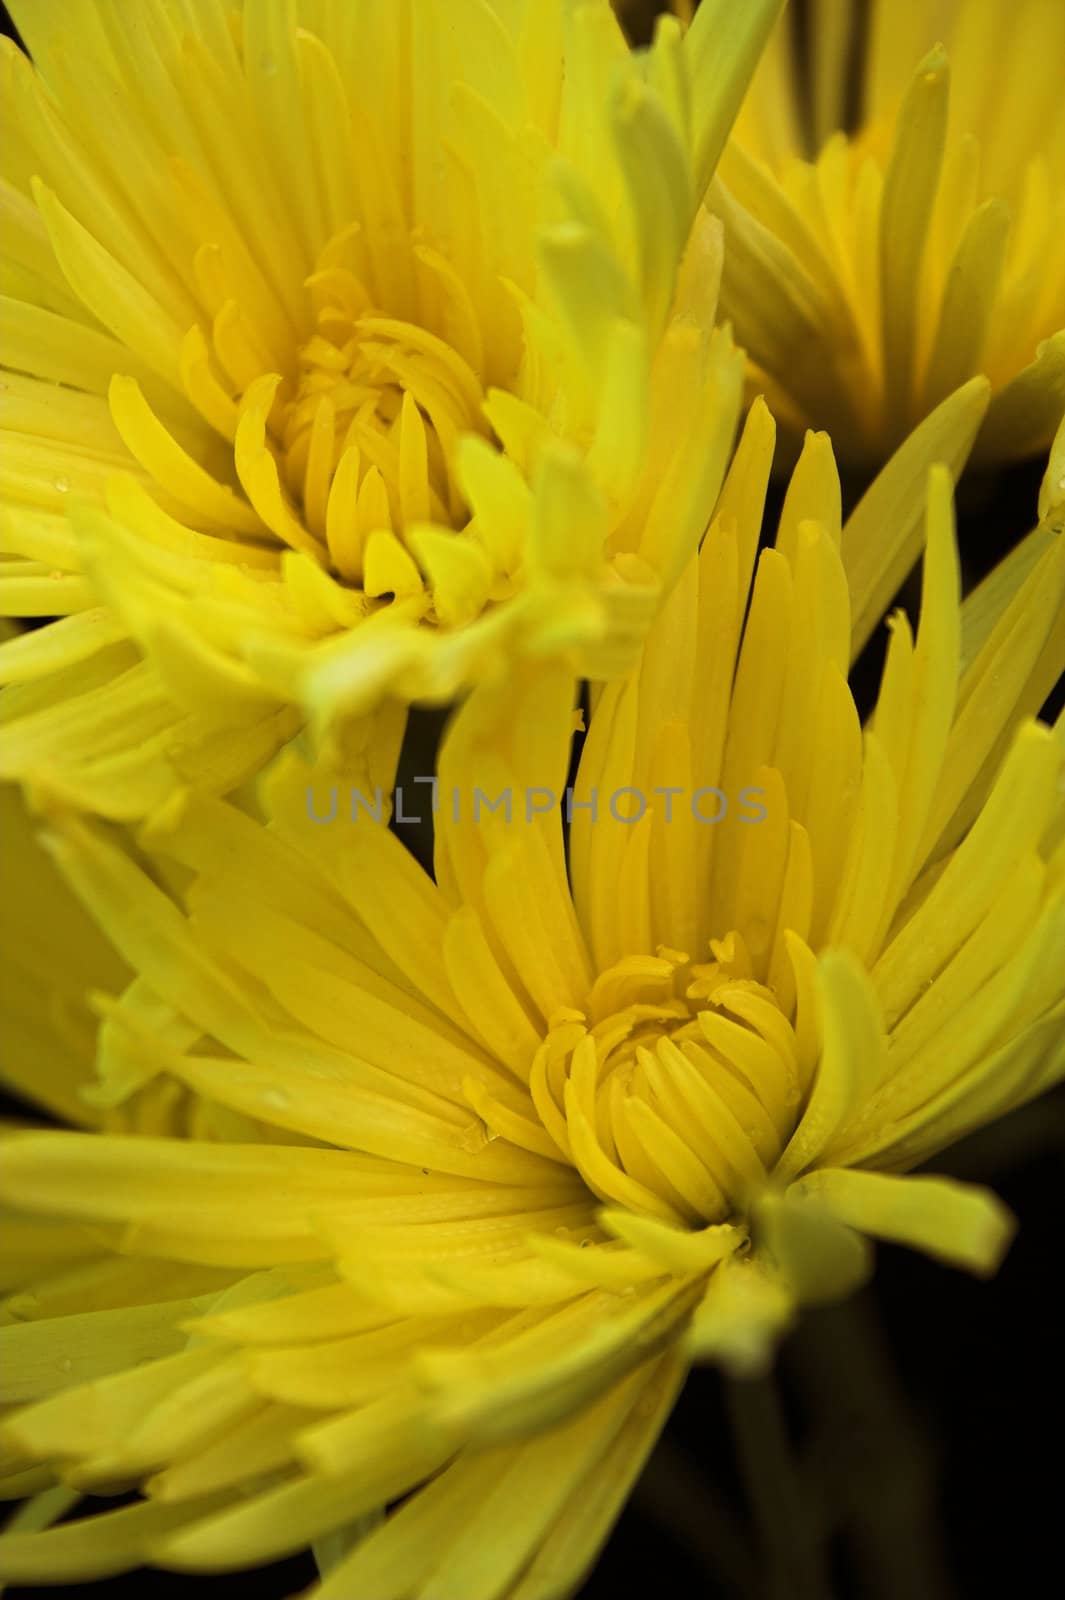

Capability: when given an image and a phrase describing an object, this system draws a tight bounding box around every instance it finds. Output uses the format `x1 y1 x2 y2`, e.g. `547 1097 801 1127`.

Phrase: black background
1 2 1062 1596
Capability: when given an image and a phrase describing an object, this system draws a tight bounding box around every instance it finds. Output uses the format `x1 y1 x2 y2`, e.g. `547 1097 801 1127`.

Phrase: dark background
2 1 1062 1595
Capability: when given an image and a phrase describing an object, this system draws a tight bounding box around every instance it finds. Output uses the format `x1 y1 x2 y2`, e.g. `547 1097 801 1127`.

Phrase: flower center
532 941 802 1226
237 228 493 587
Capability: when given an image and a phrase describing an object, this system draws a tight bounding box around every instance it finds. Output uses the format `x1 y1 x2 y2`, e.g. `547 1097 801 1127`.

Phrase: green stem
725 1368 833 1600
790 1293 952 1600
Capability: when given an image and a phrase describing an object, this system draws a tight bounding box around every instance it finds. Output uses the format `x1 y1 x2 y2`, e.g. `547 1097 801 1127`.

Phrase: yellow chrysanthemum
2 406 1062 1595
0 0 783 818
703 0 1065 466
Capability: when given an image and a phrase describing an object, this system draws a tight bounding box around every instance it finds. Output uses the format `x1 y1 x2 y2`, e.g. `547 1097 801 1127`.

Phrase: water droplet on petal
54 476 70 493
460 1118 490 1152
262 1088 290 1110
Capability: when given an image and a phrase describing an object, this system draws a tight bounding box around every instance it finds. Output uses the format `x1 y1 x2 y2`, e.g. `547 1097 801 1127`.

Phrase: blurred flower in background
700 0 1065 467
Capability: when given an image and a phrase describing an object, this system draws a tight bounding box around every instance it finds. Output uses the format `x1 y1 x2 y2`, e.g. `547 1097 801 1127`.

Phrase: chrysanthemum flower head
0 0 783 817
2 406 1062 1595
704 0 1065 466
